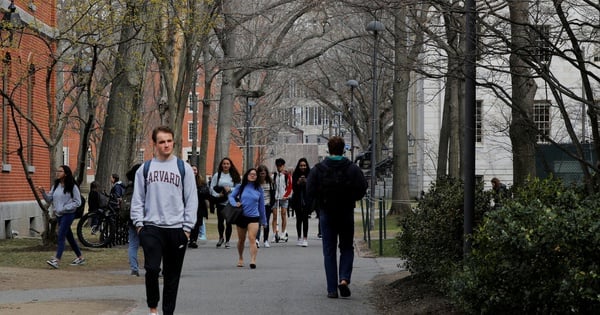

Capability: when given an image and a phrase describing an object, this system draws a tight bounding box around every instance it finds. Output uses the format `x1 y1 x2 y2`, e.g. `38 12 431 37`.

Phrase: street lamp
246 100 257 170
346 79 358 162
366 20 384 220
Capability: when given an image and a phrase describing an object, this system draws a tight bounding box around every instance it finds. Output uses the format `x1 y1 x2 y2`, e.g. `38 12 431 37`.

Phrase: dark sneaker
216 238 224 248
70 257 86 266
188 241 198 248
131 270 140 277
46 258 59 269
327 291 339 298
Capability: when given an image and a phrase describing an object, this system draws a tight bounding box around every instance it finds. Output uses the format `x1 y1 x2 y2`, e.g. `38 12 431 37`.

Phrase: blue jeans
199 218 206 239
320 210 354 294
56 213 82 260
128 225 139 272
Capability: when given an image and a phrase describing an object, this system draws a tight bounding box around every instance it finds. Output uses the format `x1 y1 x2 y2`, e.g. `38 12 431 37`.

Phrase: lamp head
366 21 384 33
346 80 358 88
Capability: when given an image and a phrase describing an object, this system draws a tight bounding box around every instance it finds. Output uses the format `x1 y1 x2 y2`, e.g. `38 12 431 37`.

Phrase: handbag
223 203 242 224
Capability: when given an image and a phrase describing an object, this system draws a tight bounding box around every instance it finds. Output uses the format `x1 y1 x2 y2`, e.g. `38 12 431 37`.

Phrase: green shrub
450 177 600 314
396 177 492 284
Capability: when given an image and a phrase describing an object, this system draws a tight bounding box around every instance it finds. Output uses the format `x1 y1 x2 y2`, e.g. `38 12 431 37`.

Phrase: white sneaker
263 241 270 248
297 239 303 246
302 240 308 247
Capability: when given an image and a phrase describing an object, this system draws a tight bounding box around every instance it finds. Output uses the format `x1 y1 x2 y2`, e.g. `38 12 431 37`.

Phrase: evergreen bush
450 177 600 313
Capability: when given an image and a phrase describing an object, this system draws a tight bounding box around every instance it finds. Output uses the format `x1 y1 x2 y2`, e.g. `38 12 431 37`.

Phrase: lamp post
238 89 264 169
191 71 199 167
346 79 358 162
246 100 257 170
366 20 384 227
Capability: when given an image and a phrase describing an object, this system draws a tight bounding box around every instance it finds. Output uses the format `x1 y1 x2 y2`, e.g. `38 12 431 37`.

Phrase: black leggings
216 204 232 242
295 206 309 239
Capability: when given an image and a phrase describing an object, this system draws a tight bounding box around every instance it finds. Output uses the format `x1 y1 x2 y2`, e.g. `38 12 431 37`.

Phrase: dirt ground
0 249 460 315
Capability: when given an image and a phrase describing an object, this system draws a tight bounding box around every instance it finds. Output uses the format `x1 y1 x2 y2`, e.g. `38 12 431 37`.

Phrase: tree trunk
508 0 538 185
97 0 150 191
213 2 238 171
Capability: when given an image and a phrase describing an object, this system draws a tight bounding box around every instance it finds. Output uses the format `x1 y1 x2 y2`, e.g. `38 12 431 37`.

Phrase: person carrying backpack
306 136 367 299
122 164 141 276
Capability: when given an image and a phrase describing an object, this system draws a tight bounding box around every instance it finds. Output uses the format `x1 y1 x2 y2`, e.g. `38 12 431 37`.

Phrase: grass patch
355 214 403 258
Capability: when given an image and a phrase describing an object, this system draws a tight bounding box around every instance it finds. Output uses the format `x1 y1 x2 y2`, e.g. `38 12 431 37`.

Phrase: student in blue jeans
306 137 367 298
125 164 142 276
38 165 86 269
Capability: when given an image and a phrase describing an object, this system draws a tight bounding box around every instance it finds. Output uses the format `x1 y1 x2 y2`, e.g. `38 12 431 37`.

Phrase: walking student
291 158 311 247
124 163 142 276
189 165 209 248
272 158 292 242
210 157 241 248
229 168 267 269
38 165 85 269
256 165 274 248
306 136 367 299
130 125 198 315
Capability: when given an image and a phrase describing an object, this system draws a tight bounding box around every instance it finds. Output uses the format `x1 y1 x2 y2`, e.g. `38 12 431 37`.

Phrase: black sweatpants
139 225 188 315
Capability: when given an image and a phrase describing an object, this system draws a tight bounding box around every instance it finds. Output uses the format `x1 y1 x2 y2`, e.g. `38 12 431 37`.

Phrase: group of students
39 126 367 315
205 156 316 250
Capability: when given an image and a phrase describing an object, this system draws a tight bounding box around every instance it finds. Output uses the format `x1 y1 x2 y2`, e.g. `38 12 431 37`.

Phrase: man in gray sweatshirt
130 125 198 315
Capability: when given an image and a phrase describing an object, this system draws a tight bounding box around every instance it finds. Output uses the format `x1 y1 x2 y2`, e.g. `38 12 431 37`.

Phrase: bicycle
77 194 119 248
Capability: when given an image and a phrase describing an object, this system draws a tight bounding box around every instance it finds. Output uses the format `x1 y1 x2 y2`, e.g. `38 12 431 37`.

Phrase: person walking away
228 168 266 268
123 164 142 276
210 157 241 248
109 173 125 210
130 126 198 315
291 158 311 247
189 165 210 248
256 165 274 248
38 165 86 269
272 158 292 242
306 136 367 299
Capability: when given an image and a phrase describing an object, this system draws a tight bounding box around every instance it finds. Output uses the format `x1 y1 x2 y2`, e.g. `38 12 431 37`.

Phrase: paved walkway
0 216 403 315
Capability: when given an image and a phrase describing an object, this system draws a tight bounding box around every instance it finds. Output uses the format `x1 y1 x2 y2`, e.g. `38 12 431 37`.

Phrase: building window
137 149 144 163
187 122 194 141
62 147 69 165
533 24 552 63
533 100 551 143
27 64 35 165
476 100 482 143
2 52 11 166
86 149 92 169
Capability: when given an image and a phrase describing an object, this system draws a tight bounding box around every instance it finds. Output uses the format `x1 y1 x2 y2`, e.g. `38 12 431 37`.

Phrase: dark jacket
291 169 310 211
198 183 210 219
306 157 367 212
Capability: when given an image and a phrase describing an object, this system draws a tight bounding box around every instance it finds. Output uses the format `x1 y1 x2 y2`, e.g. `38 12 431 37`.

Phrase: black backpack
315 163 352 209
119 184 134 222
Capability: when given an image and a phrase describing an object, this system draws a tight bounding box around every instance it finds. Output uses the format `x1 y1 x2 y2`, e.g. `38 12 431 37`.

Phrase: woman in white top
38 165 85 269
209 157 241 248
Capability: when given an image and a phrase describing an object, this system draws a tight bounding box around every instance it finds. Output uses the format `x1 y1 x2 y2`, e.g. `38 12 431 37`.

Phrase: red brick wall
0 1 56 202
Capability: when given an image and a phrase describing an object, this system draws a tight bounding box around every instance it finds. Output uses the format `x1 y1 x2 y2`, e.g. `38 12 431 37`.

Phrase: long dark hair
53 165 76 197
257 165 272 185
292 158 311 180
218 157 241 183
239 168 261 192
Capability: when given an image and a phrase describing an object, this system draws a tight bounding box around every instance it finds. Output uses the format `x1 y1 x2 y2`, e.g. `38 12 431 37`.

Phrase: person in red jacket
272 158 293 242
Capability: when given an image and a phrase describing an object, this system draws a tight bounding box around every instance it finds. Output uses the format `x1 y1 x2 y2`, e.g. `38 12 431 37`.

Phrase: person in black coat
189 165 210 248
306 136 367 299
291 158 311 247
